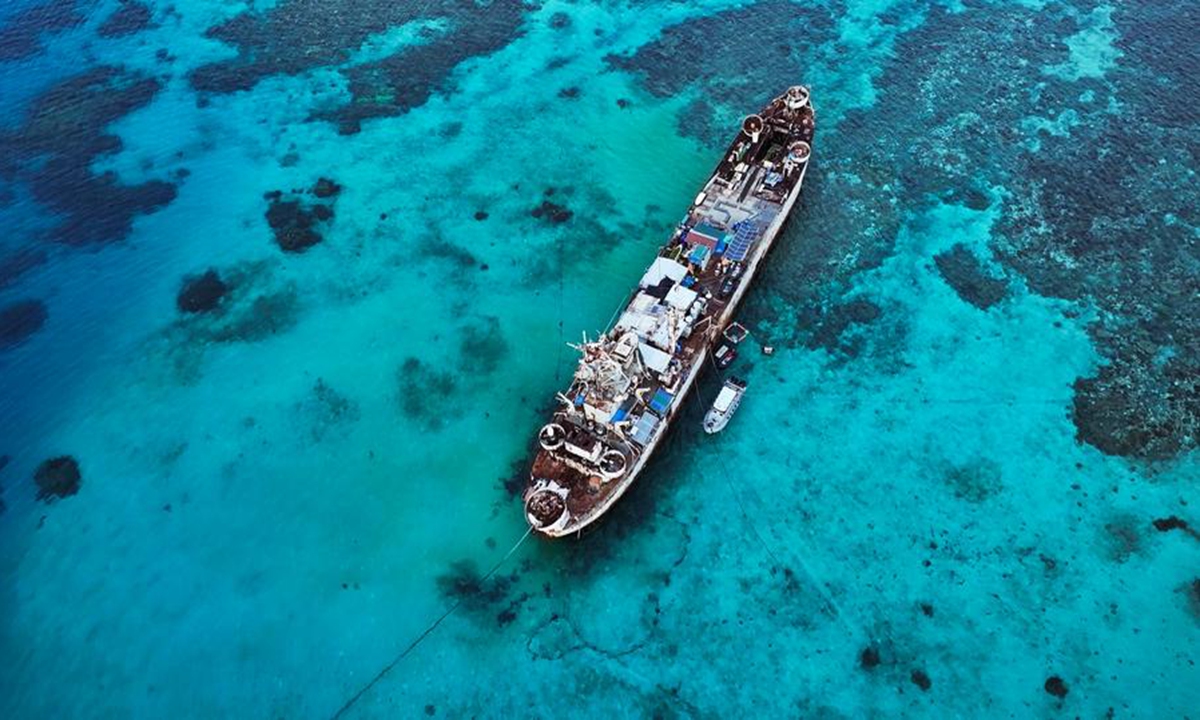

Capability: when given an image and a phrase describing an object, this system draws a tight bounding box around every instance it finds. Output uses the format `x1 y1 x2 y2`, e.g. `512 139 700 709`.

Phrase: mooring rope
692 344 863 641
330 526 534 720
555 233 566 382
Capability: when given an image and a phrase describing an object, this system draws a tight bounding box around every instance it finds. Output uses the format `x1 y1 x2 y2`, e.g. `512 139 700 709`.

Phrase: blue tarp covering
649 389 673 414
611 406 629 423
688 245 709 265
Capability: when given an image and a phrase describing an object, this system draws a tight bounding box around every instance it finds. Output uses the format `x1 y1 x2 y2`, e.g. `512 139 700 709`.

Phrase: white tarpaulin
639 257 688 288
638 341 672 373
664 283 698 311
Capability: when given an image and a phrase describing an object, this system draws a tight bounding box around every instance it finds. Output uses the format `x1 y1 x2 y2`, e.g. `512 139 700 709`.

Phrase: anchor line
329 526 534 720
691 348 863 641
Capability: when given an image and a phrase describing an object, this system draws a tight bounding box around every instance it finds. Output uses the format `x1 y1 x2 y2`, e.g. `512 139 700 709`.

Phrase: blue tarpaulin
649 389 673 414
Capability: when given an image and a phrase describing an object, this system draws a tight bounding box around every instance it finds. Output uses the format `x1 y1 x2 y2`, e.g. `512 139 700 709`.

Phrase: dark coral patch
0 248 48 290
0 0 85 62
530 200 573 224
473 210 489 221
426 237 479 270
1072 361 1196 461
548 11 570 30
265 189 337 253
0 454 8 514
1152 516 1188 532
458 317 508 374
1044 676 1068 698
859 646 881 670
170 261 303 348
435 559 517 613
209 287 300 342
910 669 932 691
805 297 881 357
98 1 155 39
189 1 527 133
0 299 48 349
1152 516 1200 542
933 244 1007 310
1186 579 1200 622
1 66 176 245
318 3 528 134
396 357 459 430
177 270 229 314
1102 514 1144 563
313 177 341 198
557 86 580 99
34 456 81 502
942 459 1004 503
301 378 361 442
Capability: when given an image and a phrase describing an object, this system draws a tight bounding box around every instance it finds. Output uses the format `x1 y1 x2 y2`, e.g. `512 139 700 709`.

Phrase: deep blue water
0 0 1197 717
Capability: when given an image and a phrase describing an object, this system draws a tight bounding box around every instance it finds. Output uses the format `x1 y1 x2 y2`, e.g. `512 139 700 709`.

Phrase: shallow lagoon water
0 0 1196 717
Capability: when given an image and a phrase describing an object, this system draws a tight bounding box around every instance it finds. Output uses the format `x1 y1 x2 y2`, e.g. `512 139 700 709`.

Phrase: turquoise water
1 1 1197 717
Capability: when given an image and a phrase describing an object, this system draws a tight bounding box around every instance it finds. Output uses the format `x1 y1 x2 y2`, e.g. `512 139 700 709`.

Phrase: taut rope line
330 526 534 720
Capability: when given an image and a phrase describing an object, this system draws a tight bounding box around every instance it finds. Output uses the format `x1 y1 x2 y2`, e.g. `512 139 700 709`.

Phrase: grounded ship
523 86 816 537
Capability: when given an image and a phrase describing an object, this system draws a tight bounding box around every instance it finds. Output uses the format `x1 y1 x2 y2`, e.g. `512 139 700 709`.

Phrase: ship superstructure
524 86 816 537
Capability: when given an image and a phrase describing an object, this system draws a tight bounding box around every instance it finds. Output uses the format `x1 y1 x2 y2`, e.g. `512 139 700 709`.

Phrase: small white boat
703 377 747 434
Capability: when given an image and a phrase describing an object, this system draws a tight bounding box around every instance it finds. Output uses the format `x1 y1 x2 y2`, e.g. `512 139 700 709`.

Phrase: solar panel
725 220 760 262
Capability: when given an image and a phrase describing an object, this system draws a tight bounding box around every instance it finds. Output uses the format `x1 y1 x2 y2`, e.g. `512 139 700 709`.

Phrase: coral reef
0 454 7 514
0 299 48 350
189 0 528 134
1044 676 1069 698
0 247 48 290
1072 362 1197 461
942 460 1004 503
264 181 340 253
176 270 229 314
0 0 85 61
457 317 508 375
167 262 302 358
396 357 460 431
312 177 341 199
34 455 81 502
530 200 573 224
910 669 932 691
933 244 1007 310
97 1 154 39
0 66 176 245
435 560 523 622
299 379 360 442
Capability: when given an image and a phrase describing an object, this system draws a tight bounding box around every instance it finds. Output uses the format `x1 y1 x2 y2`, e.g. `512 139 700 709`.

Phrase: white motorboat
703 377 747 434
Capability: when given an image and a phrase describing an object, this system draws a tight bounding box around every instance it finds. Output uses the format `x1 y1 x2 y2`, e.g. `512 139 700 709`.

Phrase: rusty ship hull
524 87 816 538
